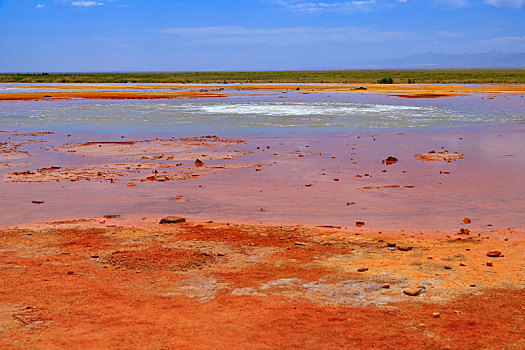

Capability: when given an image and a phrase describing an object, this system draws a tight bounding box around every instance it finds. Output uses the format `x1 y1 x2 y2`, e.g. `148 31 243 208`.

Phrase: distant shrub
407 78 415 84
378 77 394 84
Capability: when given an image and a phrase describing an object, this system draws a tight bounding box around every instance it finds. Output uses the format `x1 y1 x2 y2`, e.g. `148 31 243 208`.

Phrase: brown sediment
390 93 456 98
1 82 525 100
0 220 523 348
0 90 228 101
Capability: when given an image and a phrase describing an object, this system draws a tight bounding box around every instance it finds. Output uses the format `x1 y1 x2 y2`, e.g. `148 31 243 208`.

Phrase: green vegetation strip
1 70 525 84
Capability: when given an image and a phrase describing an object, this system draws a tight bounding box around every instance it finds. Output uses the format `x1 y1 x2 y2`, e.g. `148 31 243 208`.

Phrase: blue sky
0 0 524 72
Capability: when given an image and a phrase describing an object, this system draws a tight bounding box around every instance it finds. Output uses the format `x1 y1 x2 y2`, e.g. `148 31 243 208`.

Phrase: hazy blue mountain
351 51 525 69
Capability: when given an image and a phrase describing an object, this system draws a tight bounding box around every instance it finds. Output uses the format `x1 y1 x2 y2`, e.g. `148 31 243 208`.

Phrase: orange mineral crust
1 82 525 100
0 221 524 349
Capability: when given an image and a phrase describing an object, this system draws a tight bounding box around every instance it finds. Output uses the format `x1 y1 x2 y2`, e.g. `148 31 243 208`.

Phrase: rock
432 312 440 318
383 156 398 165
397 245 413 251
126 182 136 187
357 267 368 272
381 284 390 289
159 216 186 224
463 217 471 224
444 265 452 270
294 242 309 246
195 159 204 167
355 221 365 227
403 288 423 296
386 242 396 247
346 202 356 206
31 200 44 204
458 228 470 235
486 262 493 267
487 251 502 257
459 263 466 266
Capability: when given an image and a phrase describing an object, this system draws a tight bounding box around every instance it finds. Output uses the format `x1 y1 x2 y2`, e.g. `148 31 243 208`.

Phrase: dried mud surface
0 219 524 349
2 135 254 184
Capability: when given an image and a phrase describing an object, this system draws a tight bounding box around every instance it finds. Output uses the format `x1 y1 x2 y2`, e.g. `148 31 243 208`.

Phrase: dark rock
195 159 204 167
487 251 502 257
159 216 186 224
357 267 368 272
397 245 413 251
458 228 470 235
355 221 365 227
383 156 398 165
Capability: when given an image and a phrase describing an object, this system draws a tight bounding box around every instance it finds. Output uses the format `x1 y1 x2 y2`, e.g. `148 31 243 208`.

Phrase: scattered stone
487 251 502 257
355 221 365 227
346 202 356 206
459 263 466 266
397 245 413 251
357 267 368 272
159 216 186 224
463 217 471 224
31 200 44 204
294 242 309 246
195 159 204 167
486 262 493 267
126 182 136 187
470 284 476 287
444 265 452 270
381 284 390 289
458 228 470 235
403 288 423 296
386 242 396 247
382 156 398 165
432 312 440 318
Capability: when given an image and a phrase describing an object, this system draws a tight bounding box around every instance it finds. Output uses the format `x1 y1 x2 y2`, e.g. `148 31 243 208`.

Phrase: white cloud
70 1 104 7
434 0 470 8
485 0 525 7
155 25 410 46
36 3 45 8
274 0 393 12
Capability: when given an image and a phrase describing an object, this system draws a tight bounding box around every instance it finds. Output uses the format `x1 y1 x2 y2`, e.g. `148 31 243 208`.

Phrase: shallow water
1 94 524 136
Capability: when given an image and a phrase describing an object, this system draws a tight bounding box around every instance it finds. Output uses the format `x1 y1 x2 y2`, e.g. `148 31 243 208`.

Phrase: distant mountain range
353 51 525 69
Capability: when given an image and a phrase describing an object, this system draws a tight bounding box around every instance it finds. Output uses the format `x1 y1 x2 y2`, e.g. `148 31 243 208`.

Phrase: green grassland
1 69 525 84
